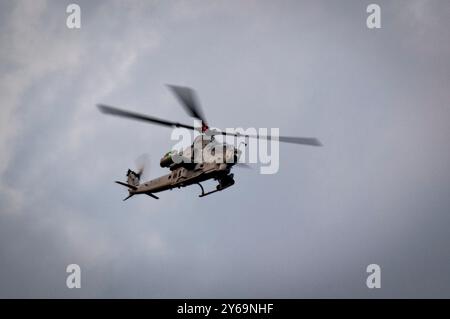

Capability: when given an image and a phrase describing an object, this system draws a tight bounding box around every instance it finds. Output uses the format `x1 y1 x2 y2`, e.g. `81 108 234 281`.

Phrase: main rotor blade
235 163 252 169
257 135 322 146
97 104 195 130
211 129 322 146
166 85 208 125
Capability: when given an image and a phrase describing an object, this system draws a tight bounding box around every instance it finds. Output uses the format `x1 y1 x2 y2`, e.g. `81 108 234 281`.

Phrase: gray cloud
0 0 449 298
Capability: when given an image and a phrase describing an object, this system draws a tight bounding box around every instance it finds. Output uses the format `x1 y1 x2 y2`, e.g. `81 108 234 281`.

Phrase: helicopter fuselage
132 162 234 196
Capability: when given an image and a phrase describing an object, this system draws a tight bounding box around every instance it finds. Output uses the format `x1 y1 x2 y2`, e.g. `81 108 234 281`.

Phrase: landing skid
196 181 233 198
197 183 221 198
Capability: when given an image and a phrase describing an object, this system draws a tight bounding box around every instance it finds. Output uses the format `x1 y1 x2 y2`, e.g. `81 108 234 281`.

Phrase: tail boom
115 169 159 200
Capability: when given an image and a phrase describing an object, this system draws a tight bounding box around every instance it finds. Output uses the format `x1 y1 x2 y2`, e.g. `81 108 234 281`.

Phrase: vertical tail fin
114 169 140 201
115 168 159 201
126 169 141 187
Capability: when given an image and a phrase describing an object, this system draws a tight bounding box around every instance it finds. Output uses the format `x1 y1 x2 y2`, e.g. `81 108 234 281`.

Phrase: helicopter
97 85 321 200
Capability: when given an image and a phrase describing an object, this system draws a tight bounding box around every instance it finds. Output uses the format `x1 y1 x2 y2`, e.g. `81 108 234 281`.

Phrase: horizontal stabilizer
123 194 134 201
115 181 138 190
146 193 159 199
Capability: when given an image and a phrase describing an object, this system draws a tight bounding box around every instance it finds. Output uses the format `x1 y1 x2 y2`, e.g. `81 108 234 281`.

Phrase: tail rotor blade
135 153 151 180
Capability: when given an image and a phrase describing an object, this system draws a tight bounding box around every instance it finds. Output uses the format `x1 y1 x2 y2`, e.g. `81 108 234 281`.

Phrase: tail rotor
115 154 151 201
135 153 151 181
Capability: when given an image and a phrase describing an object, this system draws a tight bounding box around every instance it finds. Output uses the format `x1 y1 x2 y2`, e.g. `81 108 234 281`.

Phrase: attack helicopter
97 85 321 200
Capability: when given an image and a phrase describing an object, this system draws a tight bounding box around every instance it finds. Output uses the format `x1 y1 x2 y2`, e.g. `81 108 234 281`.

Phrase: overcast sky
0 0 449 298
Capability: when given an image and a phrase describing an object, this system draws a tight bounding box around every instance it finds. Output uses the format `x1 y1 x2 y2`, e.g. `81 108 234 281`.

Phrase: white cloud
0 0 160 212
